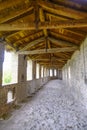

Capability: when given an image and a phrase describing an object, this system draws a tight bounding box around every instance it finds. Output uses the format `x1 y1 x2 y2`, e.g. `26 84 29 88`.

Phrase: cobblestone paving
0 80 87 130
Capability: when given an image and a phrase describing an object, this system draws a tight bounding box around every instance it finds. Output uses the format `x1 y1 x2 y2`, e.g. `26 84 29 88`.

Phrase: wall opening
27 60 32 80
3 51 18 85
41 66 43 78
50 69 53 77
7 90 14 103
68 66 71 79
36 63 39 79
54 69 57 76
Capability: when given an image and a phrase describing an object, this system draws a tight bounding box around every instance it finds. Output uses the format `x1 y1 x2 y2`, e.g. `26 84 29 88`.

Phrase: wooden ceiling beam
51 28 85 39
38 63 64 66
50 31 80 44
46 12 67 21
39 8 48 37
59 52 72 58
12 31 43 46
65 29 85 38
39 63 63 67
38 61 63 64
39 8 51 49
69 28 87 35
41 64 62 67
48 37 78 47
6 30 32 40
29 55 42 60
32 59 65 62
0 19 87 31
52 0 87 11
29 54 51 60
17 37 45 51
39 65 64 68
0 6 33 24
50 55 68 60
0 0 28 11
17 46 78 55
39 7 53 60
38 0 87 19
46 12 86 37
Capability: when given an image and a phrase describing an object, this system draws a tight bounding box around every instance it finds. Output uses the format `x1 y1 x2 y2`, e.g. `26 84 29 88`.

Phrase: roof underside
0 0 87 69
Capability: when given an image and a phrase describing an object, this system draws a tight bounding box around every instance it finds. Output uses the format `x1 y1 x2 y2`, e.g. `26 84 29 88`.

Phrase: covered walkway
0 80 87 130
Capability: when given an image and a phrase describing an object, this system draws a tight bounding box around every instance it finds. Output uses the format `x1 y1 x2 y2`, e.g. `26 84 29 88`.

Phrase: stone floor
0 80 87 130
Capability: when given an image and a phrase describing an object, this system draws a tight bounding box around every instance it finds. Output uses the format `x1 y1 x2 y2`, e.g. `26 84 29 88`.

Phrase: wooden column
0 42 5 86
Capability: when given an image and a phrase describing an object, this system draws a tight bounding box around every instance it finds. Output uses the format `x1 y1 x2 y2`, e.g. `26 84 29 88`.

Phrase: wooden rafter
38 0 87 19
48 37 78 47
0 0 30 11
51 28 85 39
32 59 65 63
50 31 80 44
38 64 64 67
17 37 45 51
12 31 43 46
54 53 72 59
0 19 87 31
6 30 32 40
0 0 86 70
39 7 53 59
39 8 48 37
46 12 67 21
17 46 78 55
52 0 87 11
0 6 33 24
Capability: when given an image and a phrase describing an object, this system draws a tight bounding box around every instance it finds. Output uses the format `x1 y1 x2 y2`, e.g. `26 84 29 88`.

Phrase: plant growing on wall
3 71 12 84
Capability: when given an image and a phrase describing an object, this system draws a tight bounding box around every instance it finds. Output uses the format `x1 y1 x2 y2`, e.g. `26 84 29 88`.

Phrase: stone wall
0 83 17 118
0 76 51 117
27 77 50 96
62 37 87 107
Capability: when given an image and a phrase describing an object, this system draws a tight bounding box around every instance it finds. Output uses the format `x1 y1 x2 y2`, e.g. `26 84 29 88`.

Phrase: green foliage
3 71 12 84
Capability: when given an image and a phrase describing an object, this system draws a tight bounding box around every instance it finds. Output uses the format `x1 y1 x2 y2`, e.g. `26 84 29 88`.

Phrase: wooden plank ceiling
0 0 87 69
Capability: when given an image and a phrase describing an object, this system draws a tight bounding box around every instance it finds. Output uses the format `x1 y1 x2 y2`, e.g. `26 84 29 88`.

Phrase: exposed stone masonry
62 37 87 106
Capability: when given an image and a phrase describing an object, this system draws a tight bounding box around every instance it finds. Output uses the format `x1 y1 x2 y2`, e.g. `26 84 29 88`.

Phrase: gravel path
0 80 87 130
